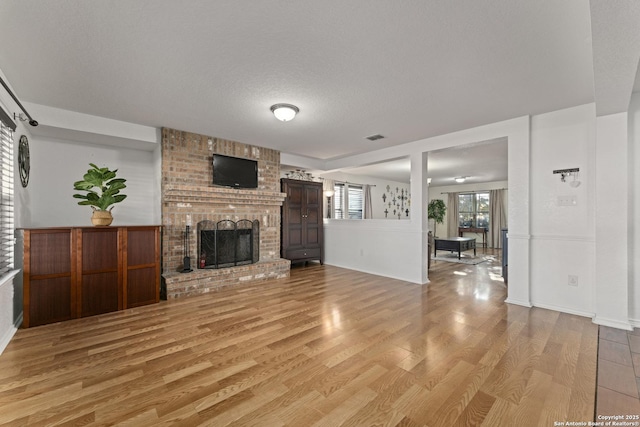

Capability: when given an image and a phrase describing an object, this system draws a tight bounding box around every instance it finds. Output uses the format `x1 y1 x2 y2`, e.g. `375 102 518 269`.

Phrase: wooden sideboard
21 225 161 328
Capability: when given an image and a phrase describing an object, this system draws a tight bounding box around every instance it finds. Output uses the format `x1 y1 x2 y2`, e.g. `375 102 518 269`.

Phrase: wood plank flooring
0 251 599 426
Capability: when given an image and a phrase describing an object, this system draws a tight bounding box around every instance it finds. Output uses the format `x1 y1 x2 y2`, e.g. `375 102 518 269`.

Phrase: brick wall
161 128 290 298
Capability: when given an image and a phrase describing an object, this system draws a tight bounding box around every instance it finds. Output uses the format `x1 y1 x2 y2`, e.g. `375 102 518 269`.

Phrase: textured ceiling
1 0 639 186
310 138 508 185
590 0 640 115
0 0 595 162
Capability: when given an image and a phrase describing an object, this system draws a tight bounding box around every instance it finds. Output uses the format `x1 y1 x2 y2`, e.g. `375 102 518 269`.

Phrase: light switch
557 195 577 206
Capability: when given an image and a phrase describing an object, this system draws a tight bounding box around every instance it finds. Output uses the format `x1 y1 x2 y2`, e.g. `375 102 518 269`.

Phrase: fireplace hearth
197 219 259 269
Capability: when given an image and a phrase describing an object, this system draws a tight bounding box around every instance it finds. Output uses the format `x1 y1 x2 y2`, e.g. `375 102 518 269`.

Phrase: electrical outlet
568 275 578 287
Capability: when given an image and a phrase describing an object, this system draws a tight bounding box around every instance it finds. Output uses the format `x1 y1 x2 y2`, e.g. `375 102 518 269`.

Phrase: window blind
348 185 363 219
0 121 14 276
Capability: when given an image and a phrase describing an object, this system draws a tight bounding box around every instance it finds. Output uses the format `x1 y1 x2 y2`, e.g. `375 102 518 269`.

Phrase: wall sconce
553 168 581 187
427 178 432 185
324 189 334 218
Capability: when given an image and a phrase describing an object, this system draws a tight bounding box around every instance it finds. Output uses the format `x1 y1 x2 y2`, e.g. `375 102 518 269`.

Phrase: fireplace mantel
164 185 286 206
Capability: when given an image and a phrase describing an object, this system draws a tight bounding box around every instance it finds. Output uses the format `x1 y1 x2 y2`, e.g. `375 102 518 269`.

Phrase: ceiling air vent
365 134 385 141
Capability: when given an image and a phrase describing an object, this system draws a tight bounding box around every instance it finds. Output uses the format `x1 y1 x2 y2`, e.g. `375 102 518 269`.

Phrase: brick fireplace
161 128 290 298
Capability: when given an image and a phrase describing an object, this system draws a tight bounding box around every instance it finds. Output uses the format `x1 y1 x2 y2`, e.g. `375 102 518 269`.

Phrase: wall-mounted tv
212 154 258 189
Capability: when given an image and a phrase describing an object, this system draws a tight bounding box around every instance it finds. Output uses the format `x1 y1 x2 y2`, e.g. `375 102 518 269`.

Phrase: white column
410 151 429 284
504 117 532 307
594 112 632 330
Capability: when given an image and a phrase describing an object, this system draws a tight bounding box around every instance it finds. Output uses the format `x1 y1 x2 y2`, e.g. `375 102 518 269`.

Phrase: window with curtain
458 192 490 228
333 182 363 219
0 121 14 276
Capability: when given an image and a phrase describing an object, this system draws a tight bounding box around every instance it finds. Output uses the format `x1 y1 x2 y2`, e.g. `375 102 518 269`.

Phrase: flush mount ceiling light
455 176 467 183
270 103 299 122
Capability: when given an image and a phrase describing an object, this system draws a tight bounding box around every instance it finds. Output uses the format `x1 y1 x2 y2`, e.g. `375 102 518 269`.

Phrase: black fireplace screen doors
197 219 259 269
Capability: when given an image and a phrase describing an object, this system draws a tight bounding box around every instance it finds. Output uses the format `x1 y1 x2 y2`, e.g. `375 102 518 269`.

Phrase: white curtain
447 192 459 238
490 189 506 248
363 185 373 219
322 178 335 218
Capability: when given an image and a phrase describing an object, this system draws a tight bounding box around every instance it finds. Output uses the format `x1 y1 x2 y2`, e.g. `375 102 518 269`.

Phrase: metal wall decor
381 184 410 219
284 169 317 181
18 135 30 187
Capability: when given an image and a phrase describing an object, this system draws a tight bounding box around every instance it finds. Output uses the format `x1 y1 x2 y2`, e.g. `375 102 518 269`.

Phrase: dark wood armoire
281 178 324 264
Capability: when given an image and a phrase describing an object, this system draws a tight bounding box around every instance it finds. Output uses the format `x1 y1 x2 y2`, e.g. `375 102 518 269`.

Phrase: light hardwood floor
0 251 598 426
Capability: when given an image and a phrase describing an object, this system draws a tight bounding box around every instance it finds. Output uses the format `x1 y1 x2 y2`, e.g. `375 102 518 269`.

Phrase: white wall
324 220 424 282
0 69 162 354
319 172 423 283
529 104 596 317
630 93 640 326
594 112 631 329
322 116 531 293
319 171 411 220
30 137 160 227
320 104 615 320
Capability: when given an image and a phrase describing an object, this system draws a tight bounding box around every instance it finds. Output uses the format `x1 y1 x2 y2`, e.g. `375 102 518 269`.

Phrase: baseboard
532 302 594 319
0 312 23 355
592 315 633 331
504 297 532 308
322 261 427 285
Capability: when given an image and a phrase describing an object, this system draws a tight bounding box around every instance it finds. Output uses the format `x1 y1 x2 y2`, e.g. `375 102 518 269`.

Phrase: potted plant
428 199 446 238
73 163 127 226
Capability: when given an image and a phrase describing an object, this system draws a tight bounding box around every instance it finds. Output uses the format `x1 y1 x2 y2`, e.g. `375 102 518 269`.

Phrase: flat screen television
212 154 258 189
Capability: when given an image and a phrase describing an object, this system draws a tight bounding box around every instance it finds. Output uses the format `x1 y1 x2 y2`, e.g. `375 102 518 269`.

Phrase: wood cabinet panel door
303 183 323 248
281 179 324 264
124 227 160 308
79 228 121 317
23 229 74 327
283 180 304 251
29 277 73 327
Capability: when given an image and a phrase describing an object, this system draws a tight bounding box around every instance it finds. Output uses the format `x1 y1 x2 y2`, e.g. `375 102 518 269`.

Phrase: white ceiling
313 138 508 185
0 1 638 184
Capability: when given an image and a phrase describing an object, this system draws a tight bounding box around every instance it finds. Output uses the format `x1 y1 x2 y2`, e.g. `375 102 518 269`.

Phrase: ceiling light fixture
270 103 299 122
455 176 467 183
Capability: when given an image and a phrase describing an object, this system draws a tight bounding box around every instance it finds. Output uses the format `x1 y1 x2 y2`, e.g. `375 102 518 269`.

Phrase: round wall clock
18 135 30 187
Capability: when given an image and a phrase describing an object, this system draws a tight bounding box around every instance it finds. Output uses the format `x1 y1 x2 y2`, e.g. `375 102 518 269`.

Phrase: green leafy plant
428 199 447 237
73 163 127 211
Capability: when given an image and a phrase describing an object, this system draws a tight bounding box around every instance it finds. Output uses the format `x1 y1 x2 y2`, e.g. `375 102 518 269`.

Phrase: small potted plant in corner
428 199 447 238
73 163 127 226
